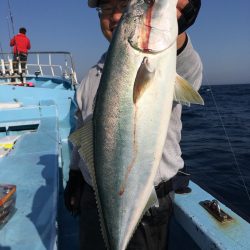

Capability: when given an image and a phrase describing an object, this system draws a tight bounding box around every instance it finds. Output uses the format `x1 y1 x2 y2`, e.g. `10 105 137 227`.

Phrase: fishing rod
0 41 3 54
203 71 250 202
6 0 16 56
6 17 12 41
7 0 15 36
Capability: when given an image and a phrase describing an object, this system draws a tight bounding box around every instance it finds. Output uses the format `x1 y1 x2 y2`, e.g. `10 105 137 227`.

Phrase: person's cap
88 0 99 8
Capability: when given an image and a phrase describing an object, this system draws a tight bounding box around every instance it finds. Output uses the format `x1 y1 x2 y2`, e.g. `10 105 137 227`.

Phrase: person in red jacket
10 27 31 75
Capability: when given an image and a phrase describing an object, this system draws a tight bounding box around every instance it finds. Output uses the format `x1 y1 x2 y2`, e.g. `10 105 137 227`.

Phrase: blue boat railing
0 51 78 87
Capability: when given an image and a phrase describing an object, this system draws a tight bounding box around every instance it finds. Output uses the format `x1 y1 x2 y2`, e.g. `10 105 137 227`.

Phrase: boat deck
0 104 59 249
0 52 77 249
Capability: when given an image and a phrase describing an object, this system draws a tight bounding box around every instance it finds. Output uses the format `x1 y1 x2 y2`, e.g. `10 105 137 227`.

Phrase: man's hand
177 0 201 34
176 0 201 52
64 169 84 216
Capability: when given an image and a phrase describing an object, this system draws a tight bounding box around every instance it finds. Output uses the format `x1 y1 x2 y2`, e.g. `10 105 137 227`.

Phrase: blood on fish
140 4 153 51
119 104 138 195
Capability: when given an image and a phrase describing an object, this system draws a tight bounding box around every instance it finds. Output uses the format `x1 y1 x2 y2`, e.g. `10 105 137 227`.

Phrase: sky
0 0 250 85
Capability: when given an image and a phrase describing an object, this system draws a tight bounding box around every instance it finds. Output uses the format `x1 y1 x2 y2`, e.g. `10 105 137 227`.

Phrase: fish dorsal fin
69 118 95 174
174 74 204 106
133 57 156 103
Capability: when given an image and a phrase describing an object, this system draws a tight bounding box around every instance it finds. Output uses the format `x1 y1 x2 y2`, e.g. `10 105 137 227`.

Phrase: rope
203 71 250 201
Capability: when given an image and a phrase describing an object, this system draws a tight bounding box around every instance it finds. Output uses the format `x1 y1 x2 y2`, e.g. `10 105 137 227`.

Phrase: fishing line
203 71 250 201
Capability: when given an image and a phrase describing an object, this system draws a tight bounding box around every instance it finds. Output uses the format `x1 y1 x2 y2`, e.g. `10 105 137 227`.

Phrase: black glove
64 169 84 216
178 0 201 34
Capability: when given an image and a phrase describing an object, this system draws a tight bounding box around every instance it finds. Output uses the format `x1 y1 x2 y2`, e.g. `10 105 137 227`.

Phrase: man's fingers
70 197 76 206
177 0 189 10
177 0 201 34
177 9 182 19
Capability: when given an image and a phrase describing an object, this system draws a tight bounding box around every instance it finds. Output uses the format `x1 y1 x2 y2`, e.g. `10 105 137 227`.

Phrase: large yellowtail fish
70 0 204 249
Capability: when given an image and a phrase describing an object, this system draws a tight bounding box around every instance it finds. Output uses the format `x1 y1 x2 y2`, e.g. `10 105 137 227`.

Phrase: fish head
125 0 178 53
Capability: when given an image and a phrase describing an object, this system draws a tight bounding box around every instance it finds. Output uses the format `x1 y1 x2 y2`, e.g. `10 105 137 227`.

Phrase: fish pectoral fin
69 119 95 175
143 187 159 216
174 74 204 106
133 57 156 103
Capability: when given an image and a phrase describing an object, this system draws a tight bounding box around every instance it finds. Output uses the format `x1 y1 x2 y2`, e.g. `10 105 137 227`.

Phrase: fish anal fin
70 122 111 250
133 57 156 103
174 74 204 106
68 128 81 147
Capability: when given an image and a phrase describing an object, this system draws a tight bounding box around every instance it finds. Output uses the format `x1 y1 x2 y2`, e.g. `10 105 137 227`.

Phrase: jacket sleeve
69 69 100 171
176 35 203 91
27 38 31 50
154 36 203 185
68 66 101 188
10 36 15 47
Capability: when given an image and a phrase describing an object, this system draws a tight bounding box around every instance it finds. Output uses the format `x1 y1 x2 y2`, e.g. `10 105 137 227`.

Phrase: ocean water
181 83 250 222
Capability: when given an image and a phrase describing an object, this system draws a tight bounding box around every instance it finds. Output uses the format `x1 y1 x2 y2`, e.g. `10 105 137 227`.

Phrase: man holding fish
65 0 203 249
